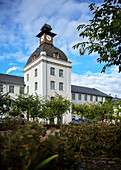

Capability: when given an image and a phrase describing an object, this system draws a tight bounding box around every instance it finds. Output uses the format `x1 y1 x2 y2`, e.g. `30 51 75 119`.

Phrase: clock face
46 35 51 41
41 35 44 41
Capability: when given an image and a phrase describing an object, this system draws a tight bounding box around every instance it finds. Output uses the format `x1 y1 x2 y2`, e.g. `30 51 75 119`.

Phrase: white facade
71 93 107 104
0 83 24 99
24 52 72 123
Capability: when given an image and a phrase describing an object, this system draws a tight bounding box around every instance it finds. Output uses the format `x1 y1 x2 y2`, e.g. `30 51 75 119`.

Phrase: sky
0 0 121 98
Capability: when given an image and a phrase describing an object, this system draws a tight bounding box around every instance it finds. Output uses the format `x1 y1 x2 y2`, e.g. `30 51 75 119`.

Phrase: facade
0 73 24 99
0 24 112 123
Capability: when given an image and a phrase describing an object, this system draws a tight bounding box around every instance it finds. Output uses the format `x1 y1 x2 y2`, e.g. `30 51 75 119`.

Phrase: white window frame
20 87 24 94
59 82 63 91
50 67 55 76
78 94 81 100
9 85 14 93
59 69 63 77
27 74 29 81
27 86 29 93
35 69 37 77
35 82 37 91
50 81 55 90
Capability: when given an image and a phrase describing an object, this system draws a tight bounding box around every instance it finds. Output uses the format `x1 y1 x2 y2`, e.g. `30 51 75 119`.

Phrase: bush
1 122 121 169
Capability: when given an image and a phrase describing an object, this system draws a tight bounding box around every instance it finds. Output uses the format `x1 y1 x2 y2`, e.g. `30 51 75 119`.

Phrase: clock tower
36 23 56 45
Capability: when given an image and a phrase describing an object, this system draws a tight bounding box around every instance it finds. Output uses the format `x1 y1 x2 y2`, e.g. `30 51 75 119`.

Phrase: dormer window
53 52 59 58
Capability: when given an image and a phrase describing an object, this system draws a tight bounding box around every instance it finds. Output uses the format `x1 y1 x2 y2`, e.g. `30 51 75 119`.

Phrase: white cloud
6 67 18 74
71 67 121 98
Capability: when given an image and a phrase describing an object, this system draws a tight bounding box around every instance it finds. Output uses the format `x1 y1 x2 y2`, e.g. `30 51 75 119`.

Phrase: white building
0 24 112 123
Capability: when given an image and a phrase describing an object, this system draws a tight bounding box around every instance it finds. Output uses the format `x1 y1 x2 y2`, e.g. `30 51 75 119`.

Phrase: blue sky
0 0 121 97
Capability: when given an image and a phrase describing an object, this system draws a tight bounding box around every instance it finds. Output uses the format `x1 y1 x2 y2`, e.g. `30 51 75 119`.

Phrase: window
27 74 29 81
90 95 93 101
9 85 14 93
59 82 63 91
0 84 3 92
27 86 29 93
78 94 81 100
101 97 103 102
59 69 63 77
85 95 87 101
96 96 98 102
35 69 37 77
72 115 75 120
119 112 121 116
20 87 24 94
50 67 55 76
72 93 75 100
35 82 37 91
50 81 55 90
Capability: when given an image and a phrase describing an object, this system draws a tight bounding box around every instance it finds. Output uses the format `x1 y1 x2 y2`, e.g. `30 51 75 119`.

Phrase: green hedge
0 121 121 169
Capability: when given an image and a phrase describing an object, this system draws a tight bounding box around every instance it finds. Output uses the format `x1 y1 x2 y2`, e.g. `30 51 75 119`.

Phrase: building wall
0 82 24 99
71 92 106 104
24 53 72 123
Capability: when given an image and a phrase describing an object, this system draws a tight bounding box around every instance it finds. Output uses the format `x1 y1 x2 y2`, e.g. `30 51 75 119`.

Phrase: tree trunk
27 108 30 121
19 105 21 121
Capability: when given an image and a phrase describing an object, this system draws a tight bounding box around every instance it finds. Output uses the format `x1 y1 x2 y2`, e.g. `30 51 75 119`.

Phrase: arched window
50 81 55 90
35 69 38 77
59 82 63 91
35 82 38 91
59 69 63 77
50 67 55 75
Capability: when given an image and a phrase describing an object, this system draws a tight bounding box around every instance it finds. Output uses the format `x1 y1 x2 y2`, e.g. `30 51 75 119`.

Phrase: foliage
14 93 43 121
72 102 114 121
1 121 121 169
73 0 121 72
41 93 71 124
0 92 11 117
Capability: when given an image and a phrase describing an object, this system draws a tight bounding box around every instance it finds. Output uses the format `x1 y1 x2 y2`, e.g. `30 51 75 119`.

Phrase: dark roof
112 97 121 103
71 85 112 98
26 42 68 65
36 23 56 37
0 73 24 86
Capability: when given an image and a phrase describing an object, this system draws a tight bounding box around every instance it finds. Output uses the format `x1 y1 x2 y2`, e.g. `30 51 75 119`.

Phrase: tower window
72 93 75 100
59 82 63 91
50 81 55 90
50 67 55 76
35 69 37 77
35 82 37 91
78 94 81 100
27 74 29 81
9 85 14 93
20 87 24 94
27 86 29 93
0 84 3 92
59 69 63 77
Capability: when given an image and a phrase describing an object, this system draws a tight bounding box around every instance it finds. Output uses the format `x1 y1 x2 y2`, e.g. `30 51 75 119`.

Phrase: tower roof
26 42 68 66
36 23 56 38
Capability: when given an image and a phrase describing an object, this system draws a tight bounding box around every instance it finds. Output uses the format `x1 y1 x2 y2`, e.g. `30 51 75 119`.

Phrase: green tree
15 94 42 121
41 94 71 124
0 92 11 118
73 0 121 72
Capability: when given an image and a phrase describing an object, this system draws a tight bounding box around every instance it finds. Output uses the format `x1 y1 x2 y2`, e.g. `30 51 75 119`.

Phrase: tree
41 94 71 124
73 0 121 72
0 92 11 118
15 93 43 121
